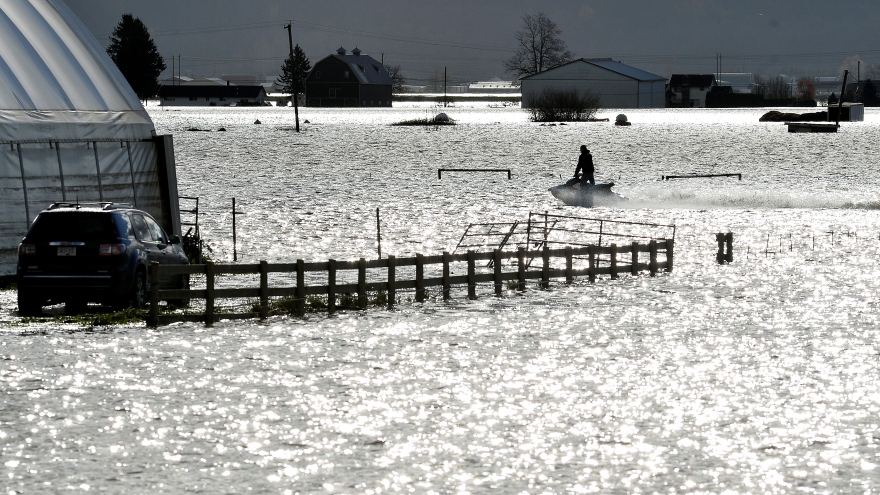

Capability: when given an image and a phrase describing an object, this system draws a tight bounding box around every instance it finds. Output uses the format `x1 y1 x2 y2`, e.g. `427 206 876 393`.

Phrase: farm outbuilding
521 59 666 109
305 47 393 107
0 0 181 275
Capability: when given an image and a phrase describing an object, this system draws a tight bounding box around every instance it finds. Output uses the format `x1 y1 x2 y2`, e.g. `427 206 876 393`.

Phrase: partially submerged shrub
526 88 600 122
391 116 455 126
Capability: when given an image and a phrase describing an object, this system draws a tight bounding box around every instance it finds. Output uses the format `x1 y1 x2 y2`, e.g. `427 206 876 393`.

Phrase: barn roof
0 0 154 142
521 58 666 82
313 48 393 85
585 59 666 82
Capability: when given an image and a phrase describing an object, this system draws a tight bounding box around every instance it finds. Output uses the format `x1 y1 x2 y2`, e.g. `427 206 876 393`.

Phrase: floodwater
3 105 880 493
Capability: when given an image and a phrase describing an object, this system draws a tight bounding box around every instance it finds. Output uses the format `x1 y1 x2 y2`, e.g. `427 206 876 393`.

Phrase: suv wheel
65 299 88 315
17 290 43 316
131 270 148 309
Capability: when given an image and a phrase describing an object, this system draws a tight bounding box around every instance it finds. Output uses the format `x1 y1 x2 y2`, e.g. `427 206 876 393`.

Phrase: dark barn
305 47 393 107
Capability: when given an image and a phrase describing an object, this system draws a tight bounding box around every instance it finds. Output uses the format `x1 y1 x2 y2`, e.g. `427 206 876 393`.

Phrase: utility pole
284 22 300 132
444 67 447 107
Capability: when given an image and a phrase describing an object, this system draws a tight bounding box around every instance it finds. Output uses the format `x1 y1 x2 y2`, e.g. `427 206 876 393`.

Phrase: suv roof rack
47 202 135 211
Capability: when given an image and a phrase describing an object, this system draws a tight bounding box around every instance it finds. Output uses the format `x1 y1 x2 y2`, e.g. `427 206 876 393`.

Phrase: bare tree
796 77 816 101
839 55 864 78
385 64 405 93
753 75 791 100
426 70 444 93
864 62 880 81
504 12 573 79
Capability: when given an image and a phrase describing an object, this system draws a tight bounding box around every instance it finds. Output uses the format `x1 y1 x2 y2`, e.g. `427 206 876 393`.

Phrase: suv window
131 214 152 241
144 216 168 243
115 214 138 241
27 212 120 242
133 214 168 243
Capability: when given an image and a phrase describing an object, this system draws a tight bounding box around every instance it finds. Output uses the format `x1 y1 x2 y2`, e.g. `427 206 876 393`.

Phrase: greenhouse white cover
0 0 180 275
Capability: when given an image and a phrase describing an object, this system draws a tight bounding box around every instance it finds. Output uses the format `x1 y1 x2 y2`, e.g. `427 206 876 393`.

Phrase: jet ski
548 178 626 207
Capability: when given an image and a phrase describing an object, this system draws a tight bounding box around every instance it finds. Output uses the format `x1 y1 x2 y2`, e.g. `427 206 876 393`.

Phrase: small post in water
376 207 382 259
725 232 733 263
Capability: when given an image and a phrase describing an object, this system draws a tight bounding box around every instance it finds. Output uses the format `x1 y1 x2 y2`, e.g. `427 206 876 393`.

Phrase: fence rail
661 173 742 181
438 168 512 179
148 240 673 326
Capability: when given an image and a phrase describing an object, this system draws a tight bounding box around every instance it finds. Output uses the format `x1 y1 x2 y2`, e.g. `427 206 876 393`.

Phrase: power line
108 18 514 54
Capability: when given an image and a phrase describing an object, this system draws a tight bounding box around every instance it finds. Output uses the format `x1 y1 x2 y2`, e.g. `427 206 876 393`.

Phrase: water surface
3 106 880 493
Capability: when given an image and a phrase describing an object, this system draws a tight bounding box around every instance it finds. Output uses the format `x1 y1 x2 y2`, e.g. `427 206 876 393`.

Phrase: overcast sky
64 0 880 83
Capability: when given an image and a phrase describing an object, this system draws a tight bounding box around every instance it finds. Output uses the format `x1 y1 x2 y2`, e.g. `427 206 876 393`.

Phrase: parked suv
17 202 190 315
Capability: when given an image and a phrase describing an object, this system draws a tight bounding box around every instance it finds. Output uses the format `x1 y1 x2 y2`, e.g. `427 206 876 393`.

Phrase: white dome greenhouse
0 0 180 275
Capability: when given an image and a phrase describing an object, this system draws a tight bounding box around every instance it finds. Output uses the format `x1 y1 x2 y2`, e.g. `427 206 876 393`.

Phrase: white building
468 77 518 94
0 0 181 274
521 59 666 109
668 74 716 107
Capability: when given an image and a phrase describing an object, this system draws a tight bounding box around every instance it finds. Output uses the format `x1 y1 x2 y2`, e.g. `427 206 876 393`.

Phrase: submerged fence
147 240 674 326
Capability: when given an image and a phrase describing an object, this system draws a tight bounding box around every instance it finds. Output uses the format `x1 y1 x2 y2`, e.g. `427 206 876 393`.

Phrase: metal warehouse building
521 58 666 109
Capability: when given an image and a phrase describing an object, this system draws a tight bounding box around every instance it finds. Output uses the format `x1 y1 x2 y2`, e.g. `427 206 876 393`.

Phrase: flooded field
3 106 880 493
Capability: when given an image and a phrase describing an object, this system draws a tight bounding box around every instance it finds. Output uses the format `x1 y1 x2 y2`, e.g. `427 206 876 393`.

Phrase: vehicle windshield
26 212 122 243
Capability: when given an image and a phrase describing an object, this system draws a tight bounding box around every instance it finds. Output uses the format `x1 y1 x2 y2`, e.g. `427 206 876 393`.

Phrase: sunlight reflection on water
3 107 880 493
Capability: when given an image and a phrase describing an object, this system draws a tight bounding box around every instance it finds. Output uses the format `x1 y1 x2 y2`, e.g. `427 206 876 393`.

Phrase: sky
63 0 880 84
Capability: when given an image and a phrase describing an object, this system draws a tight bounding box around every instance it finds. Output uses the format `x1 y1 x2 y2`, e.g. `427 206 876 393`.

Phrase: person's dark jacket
574 151 595 185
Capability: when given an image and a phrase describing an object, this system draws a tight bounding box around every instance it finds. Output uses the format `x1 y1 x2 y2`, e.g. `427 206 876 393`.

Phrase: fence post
716 233 726 264
205 260 215 326
725 232 733 263
467 250 477 300
649 240 658 276
327 259 336 314
493 249 503 296
631 242 639 275
416 253 425 302
295 259 305 316
565 246 573 284
442 251 451 301
588 245 596 283
517 246 526 291
610 244 618 279
666 239 675 272
541 245 550 289
148 262 160 327
259 260 268 319
358 258 367 309
387 255 396 308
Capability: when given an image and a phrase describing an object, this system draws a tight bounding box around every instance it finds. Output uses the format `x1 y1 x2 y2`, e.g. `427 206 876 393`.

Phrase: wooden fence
661 173 742 181
148 240 673 327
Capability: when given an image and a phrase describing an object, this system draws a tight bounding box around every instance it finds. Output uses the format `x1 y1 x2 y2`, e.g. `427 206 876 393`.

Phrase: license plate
57 246 76 257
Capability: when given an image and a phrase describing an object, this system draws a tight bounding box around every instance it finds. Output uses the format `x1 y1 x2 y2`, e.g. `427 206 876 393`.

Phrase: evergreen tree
861 79 880 107
275 45 311 98
106 14 166 101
